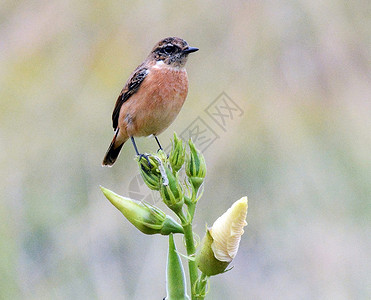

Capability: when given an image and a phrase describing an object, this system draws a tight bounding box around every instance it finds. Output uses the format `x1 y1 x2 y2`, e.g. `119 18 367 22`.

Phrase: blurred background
1 0 370 299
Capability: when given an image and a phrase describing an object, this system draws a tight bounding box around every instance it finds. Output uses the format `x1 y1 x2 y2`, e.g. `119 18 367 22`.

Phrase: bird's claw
139 153 151 168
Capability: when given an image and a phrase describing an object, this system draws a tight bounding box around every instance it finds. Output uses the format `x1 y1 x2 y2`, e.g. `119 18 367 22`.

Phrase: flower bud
138 155 162 190
101 186 184 235
165 234 190 300
185 140 206 190
160 165 184 213
196 197 248 276
169 133 186 173
157 149 168 161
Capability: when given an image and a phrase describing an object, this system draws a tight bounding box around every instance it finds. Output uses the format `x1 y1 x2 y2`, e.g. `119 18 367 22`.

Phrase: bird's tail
102 130 126 166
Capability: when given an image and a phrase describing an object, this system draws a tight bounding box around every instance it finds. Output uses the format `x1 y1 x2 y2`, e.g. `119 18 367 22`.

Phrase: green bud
157 149 168 162
196 230 230 276
160 165 184 213
137 155 162 190
169 133 186 173
185 140 206 190
101 186 184 235
165 234 190 300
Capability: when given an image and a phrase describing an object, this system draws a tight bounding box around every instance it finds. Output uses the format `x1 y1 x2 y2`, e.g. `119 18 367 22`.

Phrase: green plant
101 133 248 299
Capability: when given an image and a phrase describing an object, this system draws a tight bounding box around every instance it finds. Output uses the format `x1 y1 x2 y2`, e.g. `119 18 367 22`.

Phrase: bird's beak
183 47 199 54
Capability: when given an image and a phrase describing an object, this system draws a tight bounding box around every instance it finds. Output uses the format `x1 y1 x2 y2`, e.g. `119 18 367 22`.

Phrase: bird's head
149 37 198 68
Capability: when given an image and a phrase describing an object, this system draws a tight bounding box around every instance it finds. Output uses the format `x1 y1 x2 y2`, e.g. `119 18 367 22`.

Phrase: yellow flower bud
196 197 248 275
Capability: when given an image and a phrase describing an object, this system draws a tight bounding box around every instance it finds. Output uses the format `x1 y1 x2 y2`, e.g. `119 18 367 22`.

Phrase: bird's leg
155 136 169 158
131 136 140 155
131 136 151 167
154 136 163 152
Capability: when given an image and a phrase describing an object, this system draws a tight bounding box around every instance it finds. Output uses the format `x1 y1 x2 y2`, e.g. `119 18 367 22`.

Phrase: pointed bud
137 155 162 190
196 197 248 276
165 234 190 300
185 140 206 190
101 186 184 235
160 165 184 214
157 149 168 161
169 133 186 173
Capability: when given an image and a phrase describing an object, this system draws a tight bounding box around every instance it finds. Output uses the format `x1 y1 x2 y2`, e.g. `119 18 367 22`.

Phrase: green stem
187 185 198 221
188 202 196 221
194 273 208 300
182 185 199 298
182 222 198 300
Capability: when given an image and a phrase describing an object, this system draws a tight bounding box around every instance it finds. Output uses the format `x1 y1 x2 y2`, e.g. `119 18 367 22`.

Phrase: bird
102 37 198 166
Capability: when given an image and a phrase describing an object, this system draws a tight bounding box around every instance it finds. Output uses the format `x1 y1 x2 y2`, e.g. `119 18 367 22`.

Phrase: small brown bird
102 37 198 166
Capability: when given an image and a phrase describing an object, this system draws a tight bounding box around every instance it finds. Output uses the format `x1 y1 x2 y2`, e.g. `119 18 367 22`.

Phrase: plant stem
187 185 198 221
182 222 198 300
188 202 196 221
182 185 199 298
194 273 208 300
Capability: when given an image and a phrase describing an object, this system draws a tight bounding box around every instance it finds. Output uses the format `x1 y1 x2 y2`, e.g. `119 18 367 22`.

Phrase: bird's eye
163 45 175 54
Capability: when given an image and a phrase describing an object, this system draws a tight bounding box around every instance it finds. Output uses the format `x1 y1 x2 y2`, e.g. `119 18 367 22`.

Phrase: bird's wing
111 66 149 129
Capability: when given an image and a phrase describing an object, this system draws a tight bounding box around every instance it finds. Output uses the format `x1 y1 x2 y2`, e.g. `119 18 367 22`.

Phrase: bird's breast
123 64 189 137
149 64 189 101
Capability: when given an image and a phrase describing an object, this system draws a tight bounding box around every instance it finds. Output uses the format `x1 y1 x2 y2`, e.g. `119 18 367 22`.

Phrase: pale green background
1 1 370 299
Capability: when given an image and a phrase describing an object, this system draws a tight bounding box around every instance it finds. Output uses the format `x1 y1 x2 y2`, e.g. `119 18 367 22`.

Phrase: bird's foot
138 153 151 168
